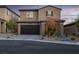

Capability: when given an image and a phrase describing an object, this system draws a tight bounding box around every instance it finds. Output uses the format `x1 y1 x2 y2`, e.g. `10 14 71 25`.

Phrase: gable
39 5 61 10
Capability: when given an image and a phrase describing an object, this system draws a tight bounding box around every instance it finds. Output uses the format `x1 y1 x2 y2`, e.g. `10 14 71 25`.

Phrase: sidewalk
0 37 79 45
22 39 79 45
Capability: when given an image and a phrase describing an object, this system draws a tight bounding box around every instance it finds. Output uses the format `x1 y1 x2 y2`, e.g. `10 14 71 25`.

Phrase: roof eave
39 5 62 10
19 9 38 11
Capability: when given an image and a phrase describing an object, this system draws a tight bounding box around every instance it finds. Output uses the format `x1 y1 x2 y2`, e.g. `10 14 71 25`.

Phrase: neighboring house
17 5 64 35
0 6 20 33
64 22 78 36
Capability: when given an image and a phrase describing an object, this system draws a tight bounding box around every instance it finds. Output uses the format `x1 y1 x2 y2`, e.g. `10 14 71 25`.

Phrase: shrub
44 26 56 37
6 20 17 33
69 35 76 41
53 31 60 37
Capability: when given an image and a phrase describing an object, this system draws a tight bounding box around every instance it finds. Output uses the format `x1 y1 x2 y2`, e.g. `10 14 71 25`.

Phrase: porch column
40 22 45 35
60 22 64 37
0 21 1 33
2 22 6 33
18 23 21 35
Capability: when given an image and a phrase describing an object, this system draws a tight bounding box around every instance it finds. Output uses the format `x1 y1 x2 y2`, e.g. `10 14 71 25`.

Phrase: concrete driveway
10 35 41 40
0 34 41 40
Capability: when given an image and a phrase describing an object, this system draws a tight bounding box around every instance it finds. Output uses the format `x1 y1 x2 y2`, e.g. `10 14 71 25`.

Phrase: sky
7 5 79 25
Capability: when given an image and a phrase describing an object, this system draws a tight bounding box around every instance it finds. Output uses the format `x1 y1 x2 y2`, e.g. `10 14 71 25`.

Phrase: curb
0 38 79 45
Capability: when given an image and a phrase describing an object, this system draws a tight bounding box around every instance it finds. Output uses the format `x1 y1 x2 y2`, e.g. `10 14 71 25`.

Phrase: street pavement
0 40 79 54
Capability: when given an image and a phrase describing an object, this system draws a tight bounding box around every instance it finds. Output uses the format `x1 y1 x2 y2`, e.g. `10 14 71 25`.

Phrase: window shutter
46 11 48 16
51 11 53 16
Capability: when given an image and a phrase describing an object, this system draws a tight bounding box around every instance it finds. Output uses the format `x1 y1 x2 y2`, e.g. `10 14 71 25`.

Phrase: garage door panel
21 25 40 35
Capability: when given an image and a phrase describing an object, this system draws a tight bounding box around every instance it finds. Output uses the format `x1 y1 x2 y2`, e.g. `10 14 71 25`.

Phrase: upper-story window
46 10 53 17
27 11 33 18
7 10 9 15
7 10 11 16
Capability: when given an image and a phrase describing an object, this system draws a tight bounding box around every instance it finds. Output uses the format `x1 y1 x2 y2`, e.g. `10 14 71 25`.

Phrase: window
27 11 33 18
7 10 9 15
7 10 11 16
46 10 53 16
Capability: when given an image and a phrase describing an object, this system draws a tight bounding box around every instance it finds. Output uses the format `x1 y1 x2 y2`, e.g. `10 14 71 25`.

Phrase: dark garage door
21 25 40 35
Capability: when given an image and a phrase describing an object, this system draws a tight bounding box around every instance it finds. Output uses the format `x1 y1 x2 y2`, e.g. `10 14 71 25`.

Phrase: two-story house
17 5 64 35
0 6 20 33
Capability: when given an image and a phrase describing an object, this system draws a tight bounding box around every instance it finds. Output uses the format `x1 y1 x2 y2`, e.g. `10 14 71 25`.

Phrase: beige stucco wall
40 22 46 35
0 8 19 21
38 6 61 21
0 8 6 20
5 8 19 22
1 22 6 33
20 6 61 22
20 11 38 21
0 8 19 33
0 21 6 33
0 21 1 33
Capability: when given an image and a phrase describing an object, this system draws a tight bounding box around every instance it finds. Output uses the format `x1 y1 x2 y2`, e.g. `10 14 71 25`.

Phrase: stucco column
2 22 6 33
18 23 21 35
40 22 45 35
0 21 1 33
60 22 64 37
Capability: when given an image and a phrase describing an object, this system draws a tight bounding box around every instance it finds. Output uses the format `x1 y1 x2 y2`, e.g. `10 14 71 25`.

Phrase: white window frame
27 11 33 18
7 10 11 16
46 10 53 17
7 10 9 15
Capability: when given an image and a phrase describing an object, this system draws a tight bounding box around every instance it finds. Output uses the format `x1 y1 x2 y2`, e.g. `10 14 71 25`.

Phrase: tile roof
19 5 61 11
64 22 75 26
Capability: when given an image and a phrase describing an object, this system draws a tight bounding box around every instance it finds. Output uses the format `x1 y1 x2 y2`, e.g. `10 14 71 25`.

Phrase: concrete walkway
9 35 41 40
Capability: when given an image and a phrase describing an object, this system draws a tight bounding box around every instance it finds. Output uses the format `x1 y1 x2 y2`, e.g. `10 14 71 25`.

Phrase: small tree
45 26 56 37
6 19 17 33
75 16 79 31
